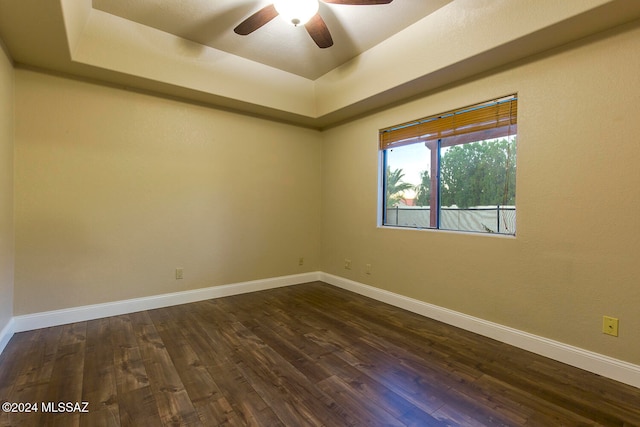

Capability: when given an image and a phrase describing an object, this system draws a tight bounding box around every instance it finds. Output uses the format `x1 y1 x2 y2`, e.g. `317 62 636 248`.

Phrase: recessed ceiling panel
92 0 451 79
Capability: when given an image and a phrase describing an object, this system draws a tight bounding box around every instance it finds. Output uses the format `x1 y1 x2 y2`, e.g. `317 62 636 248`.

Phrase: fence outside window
384 205 516 235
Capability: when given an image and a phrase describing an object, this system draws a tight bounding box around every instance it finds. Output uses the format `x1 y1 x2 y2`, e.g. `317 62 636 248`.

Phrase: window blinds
379 95 517 150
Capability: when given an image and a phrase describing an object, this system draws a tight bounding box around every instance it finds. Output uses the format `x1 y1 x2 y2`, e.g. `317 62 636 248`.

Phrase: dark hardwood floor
1 281 639 426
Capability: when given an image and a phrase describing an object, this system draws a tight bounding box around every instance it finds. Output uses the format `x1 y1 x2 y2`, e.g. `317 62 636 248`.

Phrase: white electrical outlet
176 268 184 279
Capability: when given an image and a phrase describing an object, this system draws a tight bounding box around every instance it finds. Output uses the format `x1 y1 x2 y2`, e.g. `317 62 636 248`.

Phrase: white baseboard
12 272 322 333
320 272 640 390
4 271 639 390
0 317 15 355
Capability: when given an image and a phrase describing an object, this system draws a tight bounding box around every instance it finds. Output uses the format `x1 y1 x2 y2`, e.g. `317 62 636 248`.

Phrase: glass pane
383 143 432 228
439 136 516 234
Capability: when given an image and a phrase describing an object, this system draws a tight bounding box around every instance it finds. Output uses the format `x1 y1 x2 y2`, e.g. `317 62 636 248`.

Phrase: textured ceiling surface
92 0 448 79
3 0 640 128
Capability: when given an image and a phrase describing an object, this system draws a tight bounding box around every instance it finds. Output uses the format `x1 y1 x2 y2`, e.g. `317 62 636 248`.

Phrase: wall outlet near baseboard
602 316 619 337
176 268 184 280
344 259 352 270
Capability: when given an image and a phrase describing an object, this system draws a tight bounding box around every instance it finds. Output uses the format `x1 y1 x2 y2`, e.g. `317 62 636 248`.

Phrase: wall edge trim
0 317 15 355
5 271 639 389
12 272 322 333
320 272 640 389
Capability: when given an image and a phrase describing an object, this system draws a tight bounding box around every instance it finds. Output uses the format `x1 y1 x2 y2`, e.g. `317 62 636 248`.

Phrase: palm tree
385 167 413 207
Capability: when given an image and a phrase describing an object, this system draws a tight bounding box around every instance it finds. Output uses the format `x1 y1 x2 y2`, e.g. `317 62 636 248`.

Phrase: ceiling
1 0 640 129
91 0 447 80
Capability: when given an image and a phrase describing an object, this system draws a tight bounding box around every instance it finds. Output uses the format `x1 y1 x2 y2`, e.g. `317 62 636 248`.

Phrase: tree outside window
381 96 517 235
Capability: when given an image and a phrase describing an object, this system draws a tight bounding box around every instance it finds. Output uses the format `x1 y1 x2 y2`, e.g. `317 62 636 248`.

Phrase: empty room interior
1 0 640 425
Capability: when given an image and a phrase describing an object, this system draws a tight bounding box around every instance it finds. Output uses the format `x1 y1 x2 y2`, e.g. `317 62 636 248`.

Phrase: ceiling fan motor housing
274 0 319 26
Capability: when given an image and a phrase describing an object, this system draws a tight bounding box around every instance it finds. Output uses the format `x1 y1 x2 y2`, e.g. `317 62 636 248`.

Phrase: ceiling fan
234 0 393 49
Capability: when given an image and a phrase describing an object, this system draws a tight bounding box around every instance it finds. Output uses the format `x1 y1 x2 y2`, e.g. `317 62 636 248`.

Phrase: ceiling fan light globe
274 0 319 26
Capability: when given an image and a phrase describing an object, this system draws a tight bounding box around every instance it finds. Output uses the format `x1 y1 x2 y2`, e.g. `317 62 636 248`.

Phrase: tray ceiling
92 0 447 80
2 0 640 128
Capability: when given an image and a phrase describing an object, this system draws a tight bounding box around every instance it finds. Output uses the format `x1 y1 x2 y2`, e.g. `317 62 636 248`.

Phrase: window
380 95 517 235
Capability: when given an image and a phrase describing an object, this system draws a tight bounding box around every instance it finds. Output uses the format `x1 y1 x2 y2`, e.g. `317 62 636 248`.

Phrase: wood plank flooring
1 281 639 426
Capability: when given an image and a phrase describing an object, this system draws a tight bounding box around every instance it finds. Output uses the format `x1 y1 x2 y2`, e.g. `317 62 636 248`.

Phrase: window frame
379 95 518 235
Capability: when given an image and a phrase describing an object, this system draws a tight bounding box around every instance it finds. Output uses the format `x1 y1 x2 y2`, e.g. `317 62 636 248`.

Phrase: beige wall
0 40 14 334
14 70 322 314
8 19 640 367
321 22 640 364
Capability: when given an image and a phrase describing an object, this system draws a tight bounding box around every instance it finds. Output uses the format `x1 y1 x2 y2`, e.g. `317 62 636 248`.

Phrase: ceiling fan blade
305 14 333 49
234 4 279 35
322 0 393 4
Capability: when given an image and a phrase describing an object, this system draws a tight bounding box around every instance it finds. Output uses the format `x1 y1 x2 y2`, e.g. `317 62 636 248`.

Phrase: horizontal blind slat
380 96 517 150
